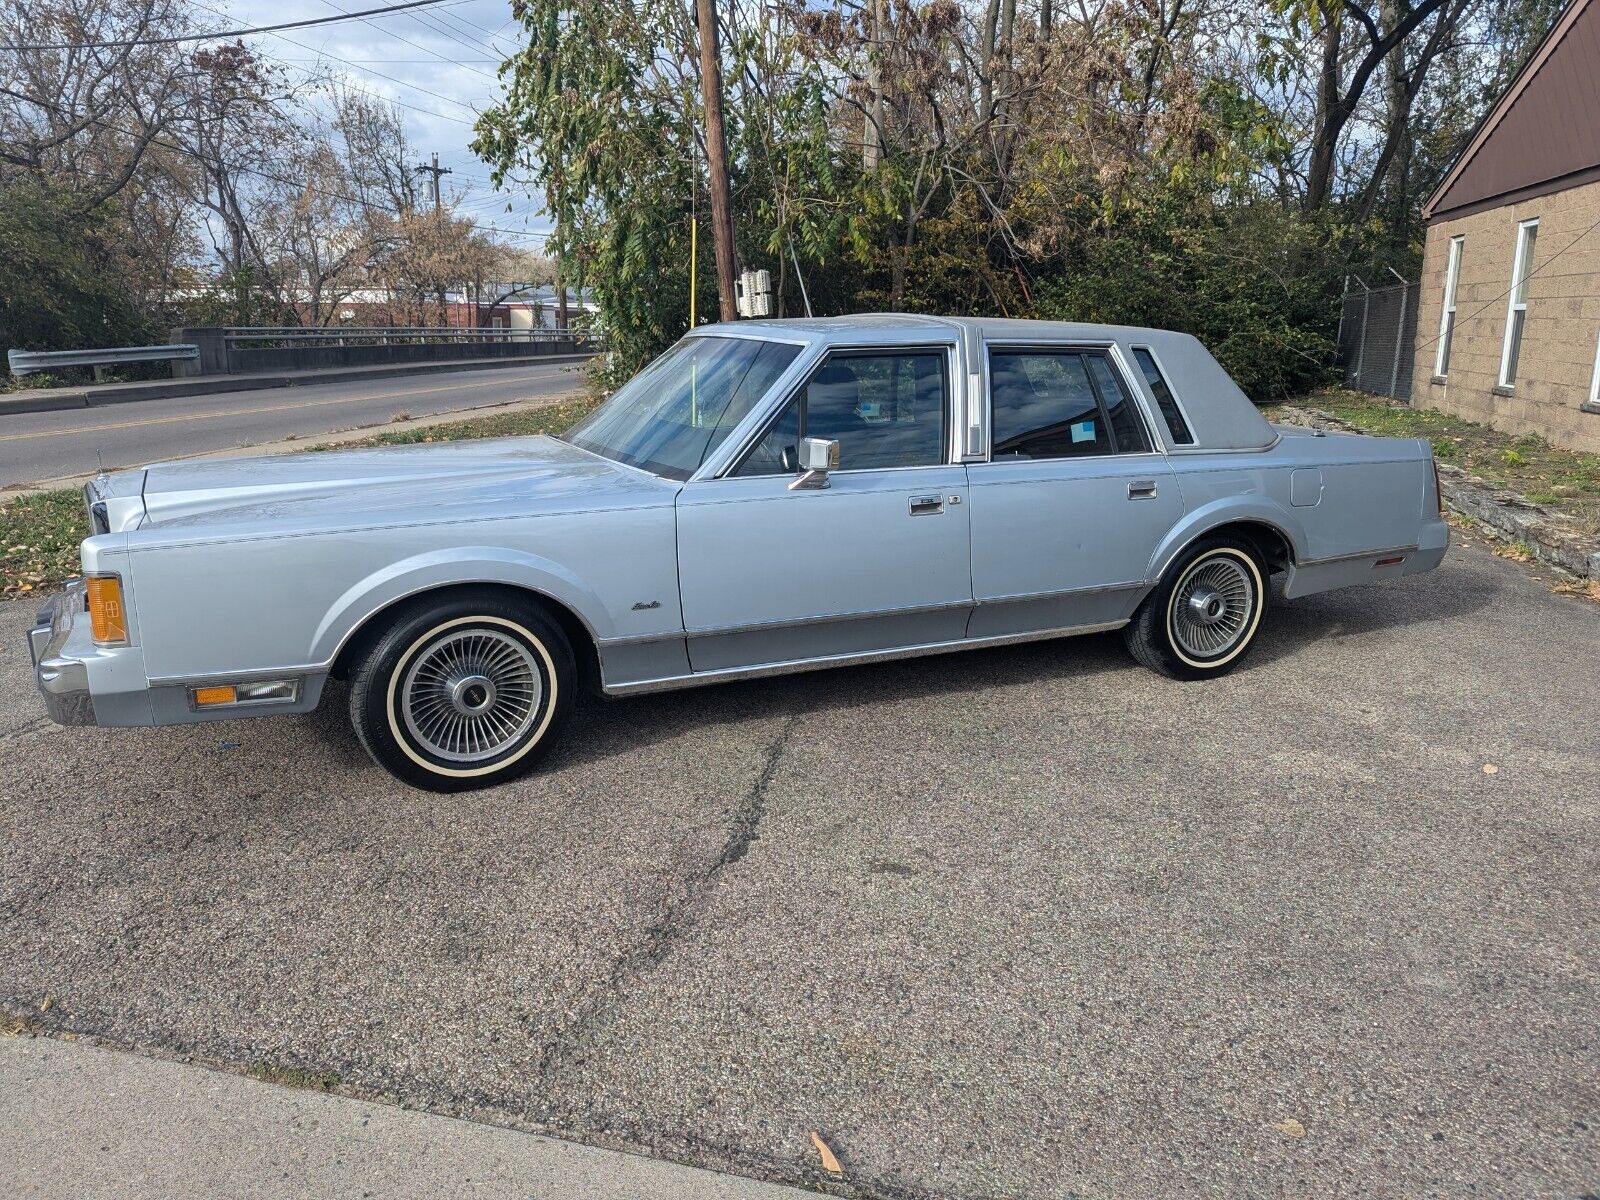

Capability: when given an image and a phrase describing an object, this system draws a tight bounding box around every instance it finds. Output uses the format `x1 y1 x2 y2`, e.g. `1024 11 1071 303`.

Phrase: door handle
1127 480 1158 499
909 495 944 516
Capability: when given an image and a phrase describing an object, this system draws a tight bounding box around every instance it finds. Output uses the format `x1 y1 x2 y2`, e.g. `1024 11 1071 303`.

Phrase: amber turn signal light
86 575 128 645
192 685 237 707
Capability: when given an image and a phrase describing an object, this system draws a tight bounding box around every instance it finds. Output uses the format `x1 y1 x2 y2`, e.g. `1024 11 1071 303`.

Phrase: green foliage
0 182 152 354
1033 192 1338 401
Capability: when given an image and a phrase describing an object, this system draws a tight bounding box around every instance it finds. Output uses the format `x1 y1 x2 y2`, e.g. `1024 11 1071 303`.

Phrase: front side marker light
86 575 128 645
190 680 298 709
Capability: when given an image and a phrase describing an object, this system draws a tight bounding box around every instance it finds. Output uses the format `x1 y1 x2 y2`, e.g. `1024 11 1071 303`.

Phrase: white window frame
1588 328 1600 408
1498 218 1539 388
1434 235 1463 379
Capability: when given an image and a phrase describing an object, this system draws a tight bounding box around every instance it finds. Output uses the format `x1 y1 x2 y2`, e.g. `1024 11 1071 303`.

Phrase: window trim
1128 343 1196 448
1588 328 1600 410
1498 218 1539 388
1435 234 1464 379
976 342 1161 464
720 343 957 479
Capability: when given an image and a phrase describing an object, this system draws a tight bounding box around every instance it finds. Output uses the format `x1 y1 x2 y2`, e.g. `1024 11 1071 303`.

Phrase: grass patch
1 395 607 597
1272 389 1600 535
320 394 602 450
246 1061 341 1091
0 487 87 599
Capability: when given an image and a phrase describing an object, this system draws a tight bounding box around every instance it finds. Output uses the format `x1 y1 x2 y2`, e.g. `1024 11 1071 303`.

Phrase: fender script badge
632 600 662 611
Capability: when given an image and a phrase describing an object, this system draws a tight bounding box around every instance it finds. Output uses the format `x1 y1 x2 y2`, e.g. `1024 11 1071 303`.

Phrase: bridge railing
222 326 596 348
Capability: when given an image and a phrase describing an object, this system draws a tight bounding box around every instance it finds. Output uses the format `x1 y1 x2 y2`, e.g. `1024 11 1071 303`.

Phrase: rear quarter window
1131 348 1195 446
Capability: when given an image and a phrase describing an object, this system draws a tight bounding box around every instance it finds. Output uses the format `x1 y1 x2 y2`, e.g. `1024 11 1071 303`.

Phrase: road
0 362 587 488
1 534 1596 1198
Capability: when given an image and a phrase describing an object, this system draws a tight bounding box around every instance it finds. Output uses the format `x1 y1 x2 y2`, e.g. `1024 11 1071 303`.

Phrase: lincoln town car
29 316 1448 790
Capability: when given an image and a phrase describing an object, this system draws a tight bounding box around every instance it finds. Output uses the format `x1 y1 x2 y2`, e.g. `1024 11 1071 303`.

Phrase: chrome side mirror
789 437 840 490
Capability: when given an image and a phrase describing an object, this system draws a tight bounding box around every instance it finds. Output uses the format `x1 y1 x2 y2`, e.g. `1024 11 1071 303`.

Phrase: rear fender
1147 496 1306 582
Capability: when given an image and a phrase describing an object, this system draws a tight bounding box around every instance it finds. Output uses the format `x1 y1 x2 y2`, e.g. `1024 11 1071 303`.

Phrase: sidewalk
1 354 595 416
0 1035 814 1199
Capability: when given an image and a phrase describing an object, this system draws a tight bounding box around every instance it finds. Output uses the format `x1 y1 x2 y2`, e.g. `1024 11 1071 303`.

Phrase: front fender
1147 495 1306 582
310 546 615 665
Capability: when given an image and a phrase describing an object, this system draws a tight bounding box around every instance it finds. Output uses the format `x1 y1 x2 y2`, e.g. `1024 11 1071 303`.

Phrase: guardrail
8 344 199 378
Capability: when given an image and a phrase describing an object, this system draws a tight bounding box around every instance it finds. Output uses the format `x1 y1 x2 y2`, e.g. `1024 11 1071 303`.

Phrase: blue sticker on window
1070 420 1096 443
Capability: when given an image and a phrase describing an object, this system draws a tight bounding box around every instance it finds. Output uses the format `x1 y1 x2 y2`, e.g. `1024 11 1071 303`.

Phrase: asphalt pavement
1 533 1596 1197
0 362 588 488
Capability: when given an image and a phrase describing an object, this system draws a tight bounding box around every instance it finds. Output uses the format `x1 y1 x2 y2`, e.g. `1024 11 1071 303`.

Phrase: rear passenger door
965 345 1183 638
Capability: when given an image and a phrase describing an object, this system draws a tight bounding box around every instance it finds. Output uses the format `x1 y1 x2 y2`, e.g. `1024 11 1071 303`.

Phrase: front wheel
1124 537 1268 680
348 592 575 791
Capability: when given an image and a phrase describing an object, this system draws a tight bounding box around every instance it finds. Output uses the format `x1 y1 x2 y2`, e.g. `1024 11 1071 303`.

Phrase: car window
1131 347 1194 445
567 336 802 479
736 350 948 475
989 350 1150 459
1085 354 1152 453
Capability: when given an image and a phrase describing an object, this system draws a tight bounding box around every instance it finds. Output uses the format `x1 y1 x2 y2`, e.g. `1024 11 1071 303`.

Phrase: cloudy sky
218 0 552 249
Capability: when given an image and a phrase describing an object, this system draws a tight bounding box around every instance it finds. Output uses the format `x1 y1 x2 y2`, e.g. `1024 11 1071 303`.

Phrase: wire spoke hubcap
1171 556 1256 660
401 629 543 763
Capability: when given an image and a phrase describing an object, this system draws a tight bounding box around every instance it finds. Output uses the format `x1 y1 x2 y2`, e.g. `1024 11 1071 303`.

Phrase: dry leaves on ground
809 1130 843 1174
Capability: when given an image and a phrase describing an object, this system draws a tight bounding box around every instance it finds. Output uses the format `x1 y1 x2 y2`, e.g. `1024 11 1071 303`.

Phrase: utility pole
414 152 453 217
693 0 739 322
413 152 453 326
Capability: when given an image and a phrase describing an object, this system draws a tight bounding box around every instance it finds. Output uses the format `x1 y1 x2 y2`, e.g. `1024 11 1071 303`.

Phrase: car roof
685 314 1277 451
691 313 1186 346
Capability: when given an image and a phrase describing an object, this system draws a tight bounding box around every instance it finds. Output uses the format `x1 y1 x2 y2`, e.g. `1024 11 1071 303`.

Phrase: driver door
675 346 973 674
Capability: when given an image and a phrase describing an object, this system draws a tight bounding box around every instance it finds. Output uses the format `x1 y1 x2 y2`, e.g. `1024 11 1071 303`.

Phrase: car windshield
565 335 802 480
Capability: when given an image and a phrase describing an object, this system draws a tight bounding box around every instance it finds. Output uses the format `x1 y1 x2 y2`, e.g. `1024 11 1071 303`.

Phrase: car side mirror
789 437 840 490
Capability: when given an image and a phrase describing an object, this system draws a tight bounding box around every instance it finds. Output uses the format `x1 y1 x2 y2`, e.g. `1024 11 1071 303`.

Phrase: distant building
1412 0 1600 453
446 284 599 332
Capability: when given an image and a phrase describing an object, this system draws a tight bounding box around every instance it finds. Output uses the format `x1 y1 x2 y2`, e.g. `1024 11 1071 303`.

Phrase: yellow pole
689 215 698 329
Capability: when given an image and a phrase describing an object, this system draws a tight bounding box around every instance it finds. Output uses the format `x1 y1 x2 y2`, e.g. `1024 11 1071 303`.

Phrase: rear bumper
29 582 98 726
1282 518 1450 600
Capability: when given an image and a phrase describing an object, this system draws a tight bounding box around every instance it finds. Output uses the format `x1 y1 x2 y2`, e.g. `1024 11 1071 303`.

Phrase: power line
17 89 548 242
3 0 470 52
183 0 481 125
313 0 500 84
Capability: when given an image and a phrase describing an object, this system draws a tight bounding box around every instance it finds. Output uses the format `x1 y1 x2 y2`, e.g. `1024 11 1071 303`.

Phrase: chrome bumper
28 580 97 726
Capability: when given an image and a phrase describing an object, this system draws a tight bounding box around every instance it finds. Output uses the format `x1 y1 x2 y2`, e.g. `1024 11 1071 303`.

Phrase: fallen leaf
809 1130 843 1174
38 997 52 1012
1482 763 1499 775
1272 1118 1306 1139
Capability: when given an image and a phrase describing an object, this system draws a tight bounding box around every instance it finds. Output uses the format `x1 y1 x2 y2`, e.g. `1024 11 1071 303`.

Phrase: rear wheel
348 592 574 791
1124 536 1268 680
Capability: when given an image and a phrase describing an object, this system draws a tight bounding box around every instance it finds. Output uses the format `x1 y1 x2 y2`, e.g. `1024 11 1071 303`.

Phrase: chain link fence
1336 279 1419 401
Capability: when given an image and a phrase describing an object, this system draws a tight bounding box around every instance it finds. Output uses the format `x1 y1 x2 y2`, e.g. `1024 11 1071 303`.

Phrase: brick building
1411 0 1600 453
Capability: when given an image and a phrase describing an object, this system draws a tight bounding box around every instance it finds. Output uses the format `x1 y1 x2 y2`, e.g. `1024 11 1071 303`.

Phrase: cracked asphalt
1 534 1597 1198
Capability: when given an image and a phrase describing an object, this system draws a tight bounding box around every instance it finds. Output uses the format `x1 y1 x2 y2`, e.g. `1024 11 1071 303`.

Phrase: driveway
1 536 1596 1197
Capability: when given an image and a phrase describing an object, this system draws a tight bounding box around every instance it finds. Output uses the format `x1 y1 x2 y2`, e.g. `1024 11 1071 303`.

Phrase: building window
1434 235 1463 378
1589 329 1600 409
1499 218 1538 388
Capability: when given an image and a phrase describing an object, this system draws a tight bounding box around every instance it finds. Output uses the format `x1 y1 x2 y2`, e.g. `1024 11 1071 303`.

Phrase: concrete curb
0 353 595 416
1277 404 1600 580
1 1035 816 1200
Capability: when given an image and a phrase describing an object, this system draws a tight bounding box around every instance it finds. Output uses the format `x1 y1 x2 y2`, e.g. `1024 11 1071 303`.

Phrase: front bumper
28 580 97 726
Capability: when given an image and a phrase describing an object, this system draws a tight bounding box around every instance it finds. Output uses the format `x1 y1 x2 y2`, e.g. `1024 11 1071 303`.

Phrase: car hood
133 435 677 533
